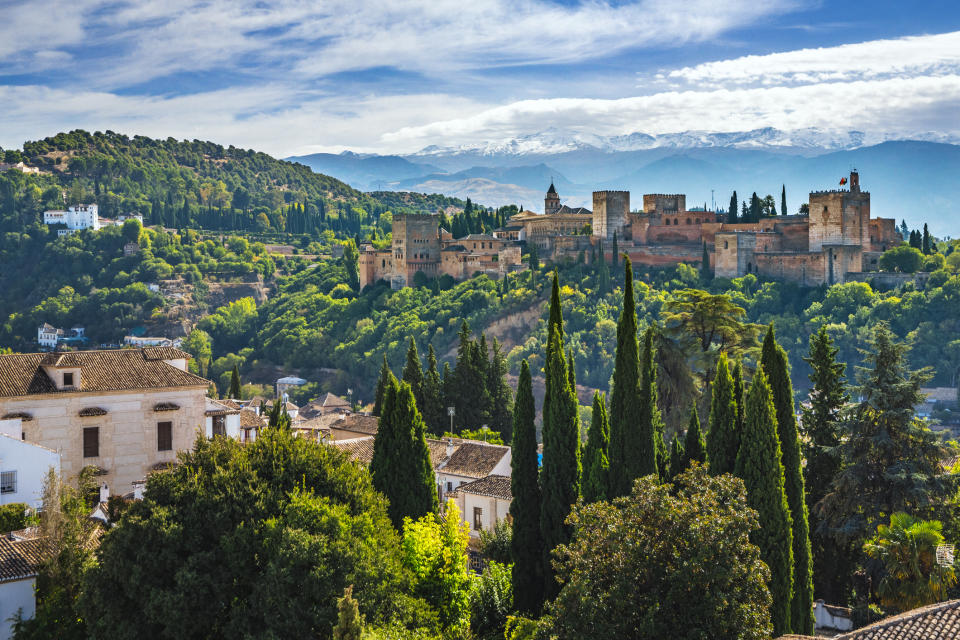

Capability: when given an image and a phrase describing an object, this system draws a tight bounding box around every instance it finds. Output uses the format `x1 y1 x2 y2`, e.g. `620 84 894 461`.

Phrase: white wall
0 434 60 509
0 578 36 639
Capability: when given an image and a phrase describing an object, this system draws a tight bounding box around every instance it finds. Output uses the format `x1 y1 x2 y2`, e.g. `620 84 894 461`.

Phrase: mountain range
287 128 960 235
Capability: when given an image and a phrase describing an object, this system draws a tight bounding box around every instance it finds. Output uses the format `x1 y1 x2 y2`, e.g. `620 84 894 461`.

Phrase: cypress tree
682 403 706 469
373 355 391 417
700 242 711 282
486 338 514 441
922 223 932 254
706 352 739 475
611 232 618 268
668 434 685 480
736 367 794 637
539 329 581 599
228 364 240 399
608 258 644 497
510 360 544 614
762 326 814 635
422 344 444 433
781 184 788 217
801 326 850 603
729 191 738 223
541 272 563 456
402 337 425 411
582 391 610 502
371 377 438 529
733 359 745 437
639 326 665 481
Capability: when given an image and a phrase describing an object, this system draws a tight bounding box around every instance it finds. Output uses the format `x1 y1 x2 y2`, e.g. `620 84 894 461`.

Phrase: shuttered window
0 471 16 494
157 421 172 451
83 427 99 458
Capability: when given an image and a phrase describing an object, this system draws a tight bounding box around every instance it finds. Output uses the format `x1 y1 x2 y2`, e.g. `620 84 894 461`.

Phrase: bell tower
544 181 561 215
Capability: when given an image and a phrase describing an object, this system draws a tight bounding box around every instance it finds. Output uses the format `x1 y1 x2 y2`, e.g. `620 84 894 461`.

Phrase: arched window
686 218 691 225
724 241 729 249
747 262 752 273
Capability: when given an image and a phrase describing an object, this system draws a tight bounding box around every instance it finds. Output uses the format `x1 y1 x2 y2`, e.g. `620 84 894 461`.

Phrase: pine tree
371 377 438 528
781 184 788 217
735 367 794 637
373 355 391 417
487 338 514 441
228 364 240 399
682 404 706 470
452 322 492 431
422 344 445 434
540 330 581 600
582 391 610 502
668 434 685 480
729 190 738 223
706 352 739 475
608 258 645 497
402 337 425 411
640 326 666 481
801 326 850 603
333 585 363 640
700 242 711 282
510 360 544 614
762 326 814 635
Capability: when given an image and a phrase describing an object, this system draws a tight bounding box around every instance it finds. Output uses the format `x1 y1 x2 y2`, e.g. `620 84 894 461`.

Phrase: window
446 481 452 492
0 471 16 495
157 421 173 451
63 372 74 386
473 507 483 531
83 427 99 458
212 415 226 437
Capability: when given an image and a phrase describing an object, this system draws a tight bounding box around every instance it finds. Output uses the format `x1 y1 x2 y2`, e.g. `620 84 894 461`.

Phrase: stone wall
592 191 630 241
643 194 686 213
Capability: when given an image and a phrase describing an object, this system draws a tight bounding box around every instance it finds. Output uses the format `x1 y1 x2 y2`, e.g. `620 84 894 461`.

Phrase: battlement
809 189 870 196
593 190 630 196
644 193 684 198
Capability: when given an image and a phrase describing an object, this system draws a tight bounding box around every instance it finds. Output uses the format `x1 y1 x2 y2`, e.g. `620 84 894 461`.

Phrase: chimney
446 437 456 458
133 481 145 501
99 483 109 503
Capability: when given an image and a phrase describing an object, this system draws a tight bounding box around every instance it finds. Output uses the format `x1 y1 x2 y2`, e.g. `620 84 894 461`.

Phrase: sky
1 0 960 157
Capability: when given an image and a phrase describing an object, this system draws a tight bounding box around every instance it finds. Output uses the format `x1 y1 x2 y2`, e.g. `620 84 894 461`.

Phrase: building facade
0 419 60 509
0 348 209 497
43 204 100 235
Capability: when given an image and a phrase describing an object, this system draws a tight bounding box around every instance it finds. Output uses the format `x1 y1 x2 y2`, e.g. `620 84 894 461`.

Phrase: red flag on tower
839 177 847 186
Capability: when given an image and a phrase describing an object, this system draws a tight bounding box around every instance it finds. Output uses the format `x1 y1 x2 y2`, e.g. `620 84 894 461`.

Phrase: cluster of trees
439 200 516 239
726 186 790 222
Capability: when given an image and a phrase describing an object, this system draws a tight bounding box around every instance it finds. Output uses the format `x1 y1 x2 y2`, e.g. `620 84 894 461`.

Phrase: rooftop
453 474 512 500
0 535 45 584
440 442 510 479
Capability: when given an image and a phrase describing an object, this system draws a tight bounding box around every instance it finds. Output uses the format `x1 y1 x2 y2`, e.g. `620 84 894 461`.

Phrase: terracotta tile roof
1 412 33 421
330 436 375 465
218 399 243 410
455 474 512 500
0 349 208 397
142 347 190 361
0 535 45 583
427 439 454 469
832 599 960 640
327 413 379 436
440 442 509 479
319 392 350 408
239 408 264 429
204 398 240 416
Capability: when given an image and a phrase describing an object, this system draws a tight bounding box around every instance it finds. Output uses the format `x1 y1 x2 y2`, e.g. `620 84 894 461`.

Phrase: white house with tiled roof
0 530 45 639
0 348 209 497
449 474 512 540
0 418 59 510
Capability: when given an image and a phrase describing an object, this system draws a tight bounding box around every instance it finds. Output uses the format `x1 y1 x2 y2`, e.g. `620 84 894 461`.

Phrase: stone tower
544 182 561 215
592 191 630 241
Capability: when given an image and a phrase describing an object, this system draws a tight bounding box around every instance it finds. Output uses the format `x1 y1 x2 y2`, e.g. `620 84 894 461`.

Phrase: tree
735 367 794 637
668 435 685 480
510 360 544 614
228 364 241 399
801 326 850 603
343 238 360 289
582 391 610 502
181 328 212 377
469 561 513 640
421 344 445 434
611 232 618 267
819 324 954 547
700 242 711 281
333 586 364 640
451 322 492 431
922 223 932 255
267 398 291 430
706 352 739 475
729 191 738 223
401 501 471 634
121 217 142 244
539 329 581 599
879 244 924 273
863 513 956 613
733 358 745 435
486 338 514 441
681 403 706 471
781 185 788 218
371 377 438 529
373 355 392 417
639 327 666 480
544 467 772 640
608 257 648 496
81 429 435 639
761 326 813 635
661 289 760 361
402 337 425 411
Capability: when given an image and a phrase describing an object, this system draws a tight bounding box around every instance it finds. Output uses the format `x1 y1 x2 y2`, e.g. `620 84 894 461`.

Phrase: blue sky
1 0 959 155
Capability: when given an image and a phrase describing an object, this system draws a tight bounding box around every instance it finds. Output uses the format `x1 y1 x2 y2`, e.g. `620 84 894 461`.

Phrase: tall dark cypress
373 355 391 417
682 403 706 469
762 326 814 635
736 367 794 637
486 338 514 441
608 258 643 497
729 191 738 222
639 326 665 481
510 361 544 614
582 391 610 502
371 376 438 529
733 359 745 438
541 272 563 454
706 352 739 475
228 364 241 399
668 434 685 480
611 232 619 268
922 223 932 254
421 344 444 433
700 242 711 282
781 184 788 217
402 337 424 411
539 330 581 599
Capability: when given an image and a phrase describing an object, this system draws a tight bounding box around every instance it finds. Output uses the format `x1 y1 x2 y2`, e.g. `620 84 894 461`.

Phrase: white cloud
663 31 960 86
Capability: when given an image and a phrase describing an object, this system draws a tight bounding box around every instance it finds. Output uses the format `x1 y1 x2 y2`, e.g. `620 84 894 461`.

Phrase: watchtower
544 182 561 215
592 191 630 241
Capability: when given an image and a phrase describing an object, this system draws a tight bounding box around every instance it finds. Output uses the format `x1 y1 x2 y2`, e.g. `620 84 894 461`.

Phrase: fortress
359 171 900 289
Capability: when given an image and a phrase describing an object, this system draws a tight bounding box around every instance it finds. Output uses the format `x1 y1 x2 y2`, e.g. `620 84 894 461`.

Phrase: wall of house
204 413 241 440
456 493 511 539
0 578 36 639
0 432 60 509
0 386 207 496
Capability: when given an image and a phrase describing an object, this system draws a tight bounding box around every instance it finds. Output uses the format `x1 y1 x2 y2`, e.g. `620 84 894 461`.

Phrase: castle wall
808 190 870 252
592 191 629 241
643 194 686 213
393 213 441 286
753 252 825 287
869 218 900 252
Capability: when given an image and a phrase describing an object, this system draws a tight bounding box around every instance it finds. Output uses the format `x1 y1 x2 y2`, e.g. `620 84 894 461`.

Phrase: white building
43 204 99 236
450 475 512 540
0 531 44 639
37 323 62 349
204 398 242 439
435 440 511 503
0 418 60 510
